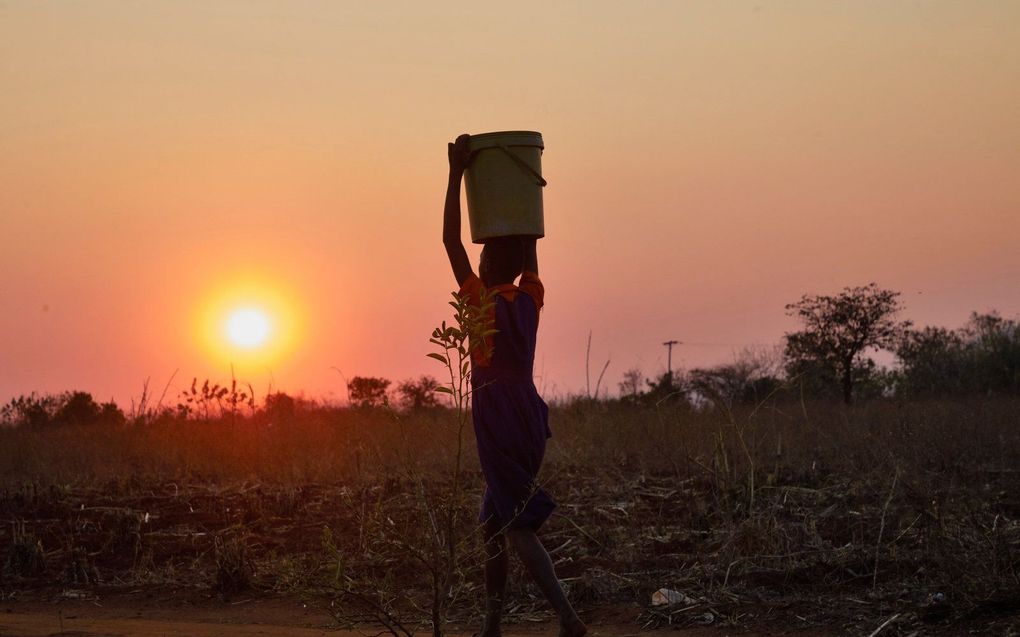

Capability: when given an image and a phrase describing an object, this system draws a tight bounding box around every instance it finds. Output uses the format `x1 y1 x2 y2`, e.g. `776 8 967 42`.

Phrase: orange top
458 271 544 367
459 271 543 311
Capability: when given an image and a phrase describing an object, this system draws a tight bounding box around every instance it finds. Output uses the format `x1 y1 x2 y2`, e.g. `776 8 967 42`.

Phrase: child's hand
448 134 472 172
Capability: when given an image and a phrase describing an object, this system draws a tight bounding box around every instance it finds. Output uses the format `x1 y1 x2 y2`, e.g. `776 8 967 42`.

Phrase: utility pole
663 340 680 381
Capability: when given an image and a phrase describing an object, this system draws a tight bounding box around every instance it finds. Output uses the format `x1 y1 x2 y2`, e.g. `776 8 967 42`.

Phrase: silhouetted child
443 134 586 637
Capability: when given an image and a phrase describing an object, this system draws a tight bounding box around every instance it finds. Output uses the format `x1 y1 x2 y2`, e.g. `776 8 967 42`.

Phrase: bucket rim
469 130 544 151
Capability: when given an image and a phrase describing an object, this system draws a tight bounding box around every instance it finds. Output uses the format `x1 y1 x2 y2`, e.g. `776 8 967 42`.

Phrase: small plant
419 286 497 637
64 545 100 585
428 286 497 486
176 377 254 420
99 508 142 564
326 286 497 637
323 524 415 637
213 534 253 594
5 521 45 577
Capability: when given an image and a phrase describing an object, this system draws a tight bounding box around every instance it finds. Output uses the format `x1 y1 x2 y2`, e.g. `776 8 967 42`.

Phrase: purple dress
459 271 554 531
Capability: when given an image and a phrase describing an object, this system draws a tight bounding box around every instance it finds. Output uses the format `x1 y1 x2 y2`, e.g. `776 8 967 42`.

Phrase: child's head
479 236 525 286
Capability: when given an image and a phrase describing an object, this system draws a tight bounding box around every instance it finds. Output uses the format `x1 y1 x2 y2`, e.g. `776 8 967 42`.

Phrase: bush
347 376 392 409
1 391 124 428
396 375 441 411
896 312 1020 397
264 392 297 422
689 347 784 407
1 393 61 428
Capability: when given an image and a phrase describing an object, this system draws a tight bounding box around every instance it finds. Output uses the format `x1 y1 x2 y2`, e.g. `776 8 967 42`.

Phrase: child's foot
559 618 587 637
476 617 502 637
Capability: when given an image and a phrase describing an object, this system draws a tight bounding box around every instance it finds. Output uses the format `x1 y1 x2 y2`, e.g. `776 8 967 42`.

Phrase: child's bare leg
507 528 586 637
481 522 508 637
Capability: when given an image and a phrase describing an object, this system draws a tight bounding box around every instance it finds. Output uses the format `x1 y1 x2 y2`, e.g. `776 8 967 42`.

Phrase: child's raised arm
443 134 474 286
523 237 538 275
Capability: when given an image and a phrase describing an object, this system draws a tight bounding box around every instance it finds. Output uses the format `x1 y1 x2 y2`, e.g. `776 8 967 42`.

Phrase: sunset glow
194 277 304 370
226 308 271 350
1 2 1018 404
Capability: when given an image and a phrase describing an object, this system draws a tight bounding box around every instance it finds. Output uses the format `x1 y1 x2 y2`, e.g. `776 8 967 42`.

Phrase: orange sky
2 2 1019 405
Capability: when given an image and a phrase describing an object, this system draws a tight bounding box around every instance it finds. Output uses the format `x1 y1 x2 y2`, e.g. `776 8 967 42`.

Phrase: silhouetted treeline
3 285 1018 427
0 391 125 429
0 375 447 429
616 285 1018 407
895 312 1020 397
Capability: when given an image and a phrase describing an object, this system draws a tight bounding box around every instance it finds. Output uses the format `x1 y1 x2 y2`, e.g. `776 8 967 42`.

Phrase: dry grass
1 396 1019 634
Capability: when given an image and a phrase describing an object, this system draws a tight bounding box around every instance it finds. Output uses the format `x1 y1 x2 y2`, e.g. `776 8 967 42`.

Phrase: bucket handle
496 144 547 187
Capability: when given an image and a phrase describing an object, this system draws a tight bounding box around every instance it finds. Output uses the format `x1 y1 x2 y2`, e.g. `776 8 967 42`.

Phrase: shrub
347 376 392 409
896 312 1020 397
396 376 441 411
1 391 124 428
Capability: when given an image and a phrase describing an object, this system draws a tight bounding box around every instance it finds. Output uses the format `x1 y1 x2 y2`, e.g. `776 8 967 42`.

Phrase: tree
1 391 124 428
785 283 911 404
52 391 101 425
52 392 125 426
644 371 687 405
264 392 297 422
962 311 1020 395
895 326 968 396
396 375 441 411
897 312 1020 397
1 393 61 428
617 368 644 403
347 376 391 408
689 346 783 407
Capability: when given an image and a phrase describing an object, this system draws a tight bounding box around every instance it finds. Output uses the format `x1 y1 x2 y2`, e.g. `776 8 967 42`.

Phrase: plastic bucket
464 131 545 244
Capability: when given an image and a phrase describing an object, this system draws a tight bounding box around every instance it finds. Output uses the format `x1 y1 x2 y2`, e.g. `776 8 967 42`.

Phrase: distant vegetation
2 283 1017 429
1 391 126 429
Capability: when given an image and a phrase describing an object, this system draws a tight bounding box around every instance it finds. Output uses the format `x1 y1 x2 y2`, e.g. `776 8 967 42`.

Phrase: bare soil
1 593 822 637
3 400 1020 635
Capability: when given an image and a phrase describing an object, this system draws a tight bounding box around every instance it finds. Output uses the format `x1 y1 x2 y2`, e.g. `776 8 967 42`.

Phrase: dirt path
0 611 338 636
0 603 735 637
0 590 837 637
0 611 710 637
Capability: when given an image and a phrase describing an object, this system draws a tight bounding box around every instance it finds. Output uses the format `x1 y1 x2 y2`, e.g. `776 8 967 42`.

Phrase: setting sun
225 308 272 349
193 275 305 368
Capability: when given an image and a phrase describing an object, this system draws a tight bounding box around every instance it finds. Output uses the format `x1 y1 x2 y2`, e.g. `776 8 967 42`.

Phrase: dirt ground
3 401 1020 636
0 592 827 637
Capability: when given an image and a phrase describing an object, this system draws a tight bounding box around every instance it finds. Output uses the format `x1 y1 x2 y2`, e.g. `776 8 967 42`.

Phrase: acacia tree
396 375 441 411
347 376 391 408
784 283 911 404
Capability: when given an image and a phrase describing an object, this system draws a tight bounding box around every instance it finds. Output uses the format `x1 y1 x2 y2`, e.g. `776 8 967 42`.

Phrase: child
443 134 587 637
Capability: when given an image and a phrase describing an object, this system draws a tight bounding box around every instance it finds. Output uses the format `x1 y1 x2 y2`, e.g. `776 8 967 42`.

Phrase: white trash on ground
651 588 697 607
